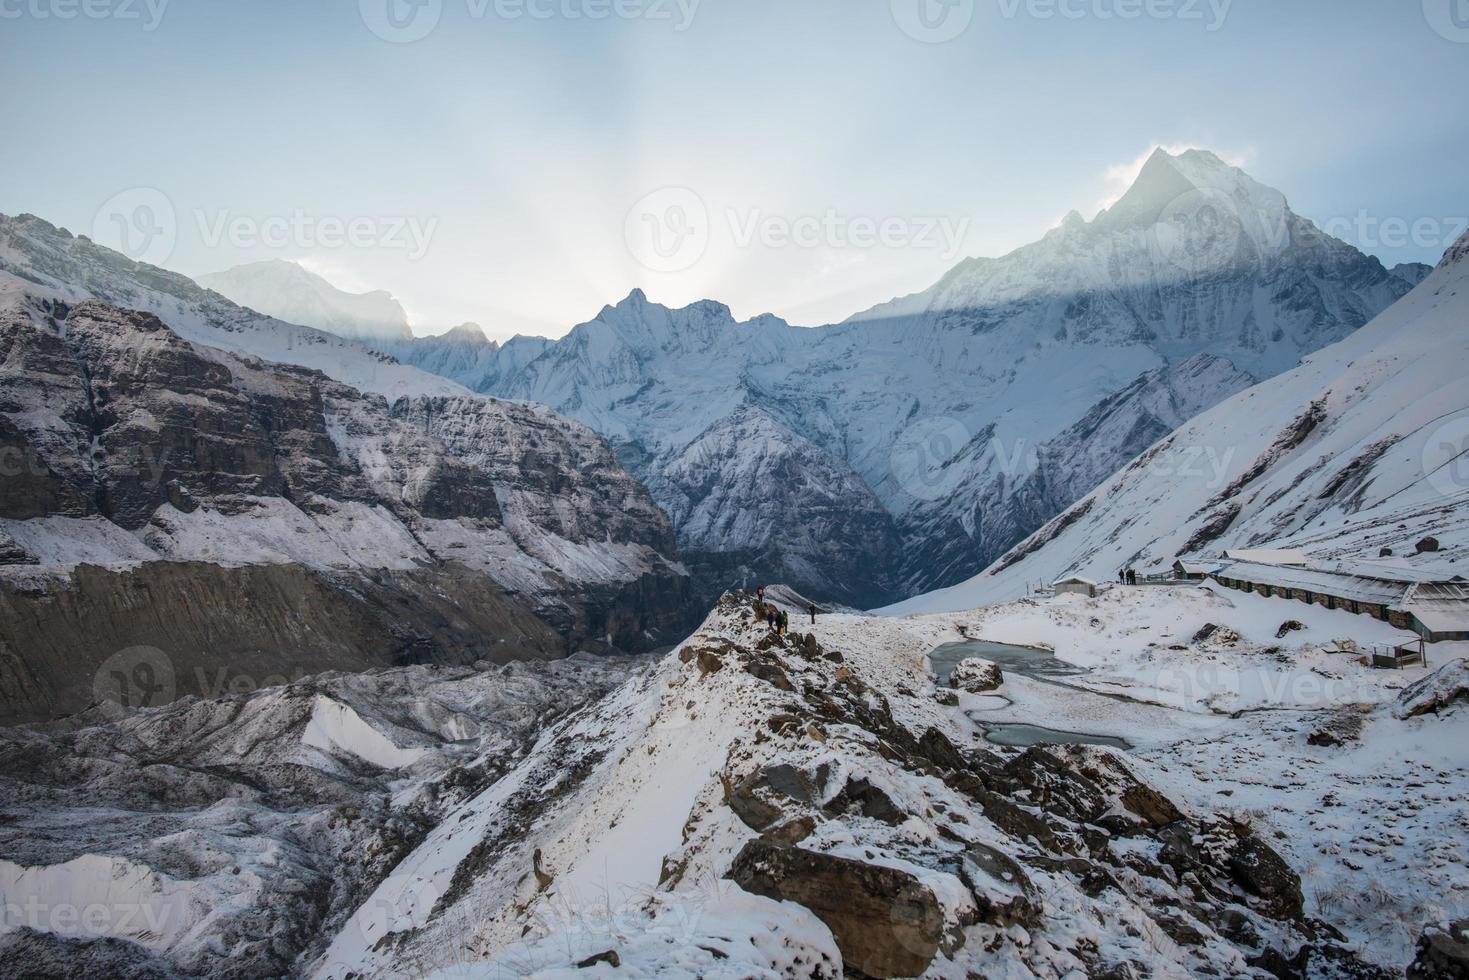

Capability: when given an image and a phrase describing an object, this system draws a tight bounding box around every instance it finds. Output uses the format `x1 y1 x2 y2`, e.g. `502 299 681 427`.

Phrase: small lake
928 638 1132 751
974 721 1132 750
928 639 1087 685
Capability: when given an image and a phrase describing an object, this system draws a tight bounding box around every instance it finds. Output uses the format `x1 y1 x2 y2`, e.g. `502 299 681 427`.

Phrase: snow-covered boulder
1396 660 1469 719
949 658 1004 693
1408 919 1469 979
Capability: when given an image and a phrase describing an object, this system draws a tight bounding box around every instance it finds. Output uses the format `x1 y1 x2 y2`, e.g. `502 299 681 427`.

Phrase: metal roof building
1210 559 1469 642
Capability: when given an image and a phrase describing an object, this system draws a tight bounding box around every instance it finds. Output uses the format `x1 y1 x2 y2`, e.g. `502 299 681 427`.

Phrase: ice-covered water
929 639 1131 749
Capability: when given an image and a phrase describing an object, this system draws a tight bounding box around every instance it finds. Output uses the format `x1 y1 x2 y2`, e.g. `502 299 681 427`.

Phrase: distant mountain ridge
889 228 1469 614
369 149 1425 607
199 258 414 344
0 214 695 721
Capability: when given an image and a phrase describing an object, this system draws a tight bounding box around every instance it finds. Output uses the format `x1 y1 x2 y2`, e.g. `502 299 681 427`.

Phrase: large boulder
728 840 943 978
948 658 1004 694
1396 660 1469 719
1409 919 1469 978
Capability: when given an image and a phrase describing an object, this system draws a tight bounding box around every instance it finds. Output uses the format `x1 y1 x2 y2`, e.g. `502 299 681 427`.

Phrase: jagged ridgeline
334 149 1427 608
0 215 696 723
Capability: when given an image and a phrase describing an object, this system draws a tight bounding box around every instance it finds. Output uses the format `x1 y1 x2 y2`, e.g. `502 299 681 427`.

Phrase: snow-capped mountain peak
370 152 1428 606
893 231 1469 614
443 320 495 346
198 258 414 344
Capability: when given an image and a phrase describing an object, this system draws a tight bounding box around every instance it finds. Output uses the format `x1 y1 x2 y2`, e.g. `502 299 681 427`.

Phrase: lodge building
1208 558 1469 643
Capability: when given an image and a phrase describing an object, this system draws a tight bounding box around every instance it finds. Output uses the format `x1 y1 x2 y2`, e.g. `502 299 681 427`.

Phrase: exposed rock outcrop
0 290 696 719
728 840 944 979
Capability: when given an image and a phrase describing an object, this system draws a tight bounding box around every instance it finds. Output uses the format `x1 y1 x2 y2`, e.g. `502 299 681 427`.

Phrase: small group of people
1118 568 1138 585
754 587 820 635
767 607 791 635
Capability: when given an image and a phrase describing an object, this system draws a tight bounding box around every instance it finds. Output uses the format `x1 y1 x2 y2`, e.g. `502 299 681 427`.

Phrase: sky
1 0 1465 341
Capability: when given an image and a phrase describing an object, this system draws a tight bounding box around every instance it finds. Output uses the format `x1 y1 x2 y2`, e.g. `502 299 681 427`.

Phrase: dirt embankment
0 560 564 725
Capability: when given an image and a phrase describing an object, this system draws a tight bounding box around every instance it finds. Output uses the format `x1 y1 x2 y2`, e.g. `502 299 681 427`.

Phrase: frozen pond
928 638 1132 750
928 639 1087 685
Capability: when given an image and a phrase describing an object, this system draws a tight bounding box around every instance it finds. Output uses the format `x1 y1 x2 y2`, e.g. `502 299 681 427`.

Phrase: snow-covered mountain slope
646 403 902 603
889 229 1469 615
0 652 641 978
387 323 553 393
380 151 1425 605
198 258 414 344
0 214 459 401
0 265 693 718
895 352 1257 594
305 588 1461 978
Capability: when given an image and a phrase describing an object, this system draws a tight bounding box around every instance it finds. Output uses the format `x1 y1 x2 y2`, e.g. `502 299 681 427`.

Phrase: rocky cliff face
644 405 901 608
0 282 693 721
374 151 1427 605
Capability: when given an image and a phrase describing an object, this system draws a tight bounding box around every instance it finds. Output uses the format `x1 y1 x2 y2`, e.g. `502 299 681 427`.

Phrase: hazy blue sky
1 0 1464 339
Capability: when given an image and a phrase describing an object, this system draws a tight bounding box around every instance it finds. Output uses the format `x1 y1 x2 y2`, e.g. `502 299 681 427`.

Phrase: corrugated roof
1401 582 1469 634
1406 605 1469 633
1213 561 1408 606
1175 560 1222 574
1327 559 1468 585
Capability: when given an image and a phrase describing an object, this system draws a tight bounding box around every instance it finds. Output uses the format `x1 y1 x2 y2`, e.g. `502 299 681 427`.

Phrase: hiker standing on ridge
809 603 817 625
779 610 789 636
